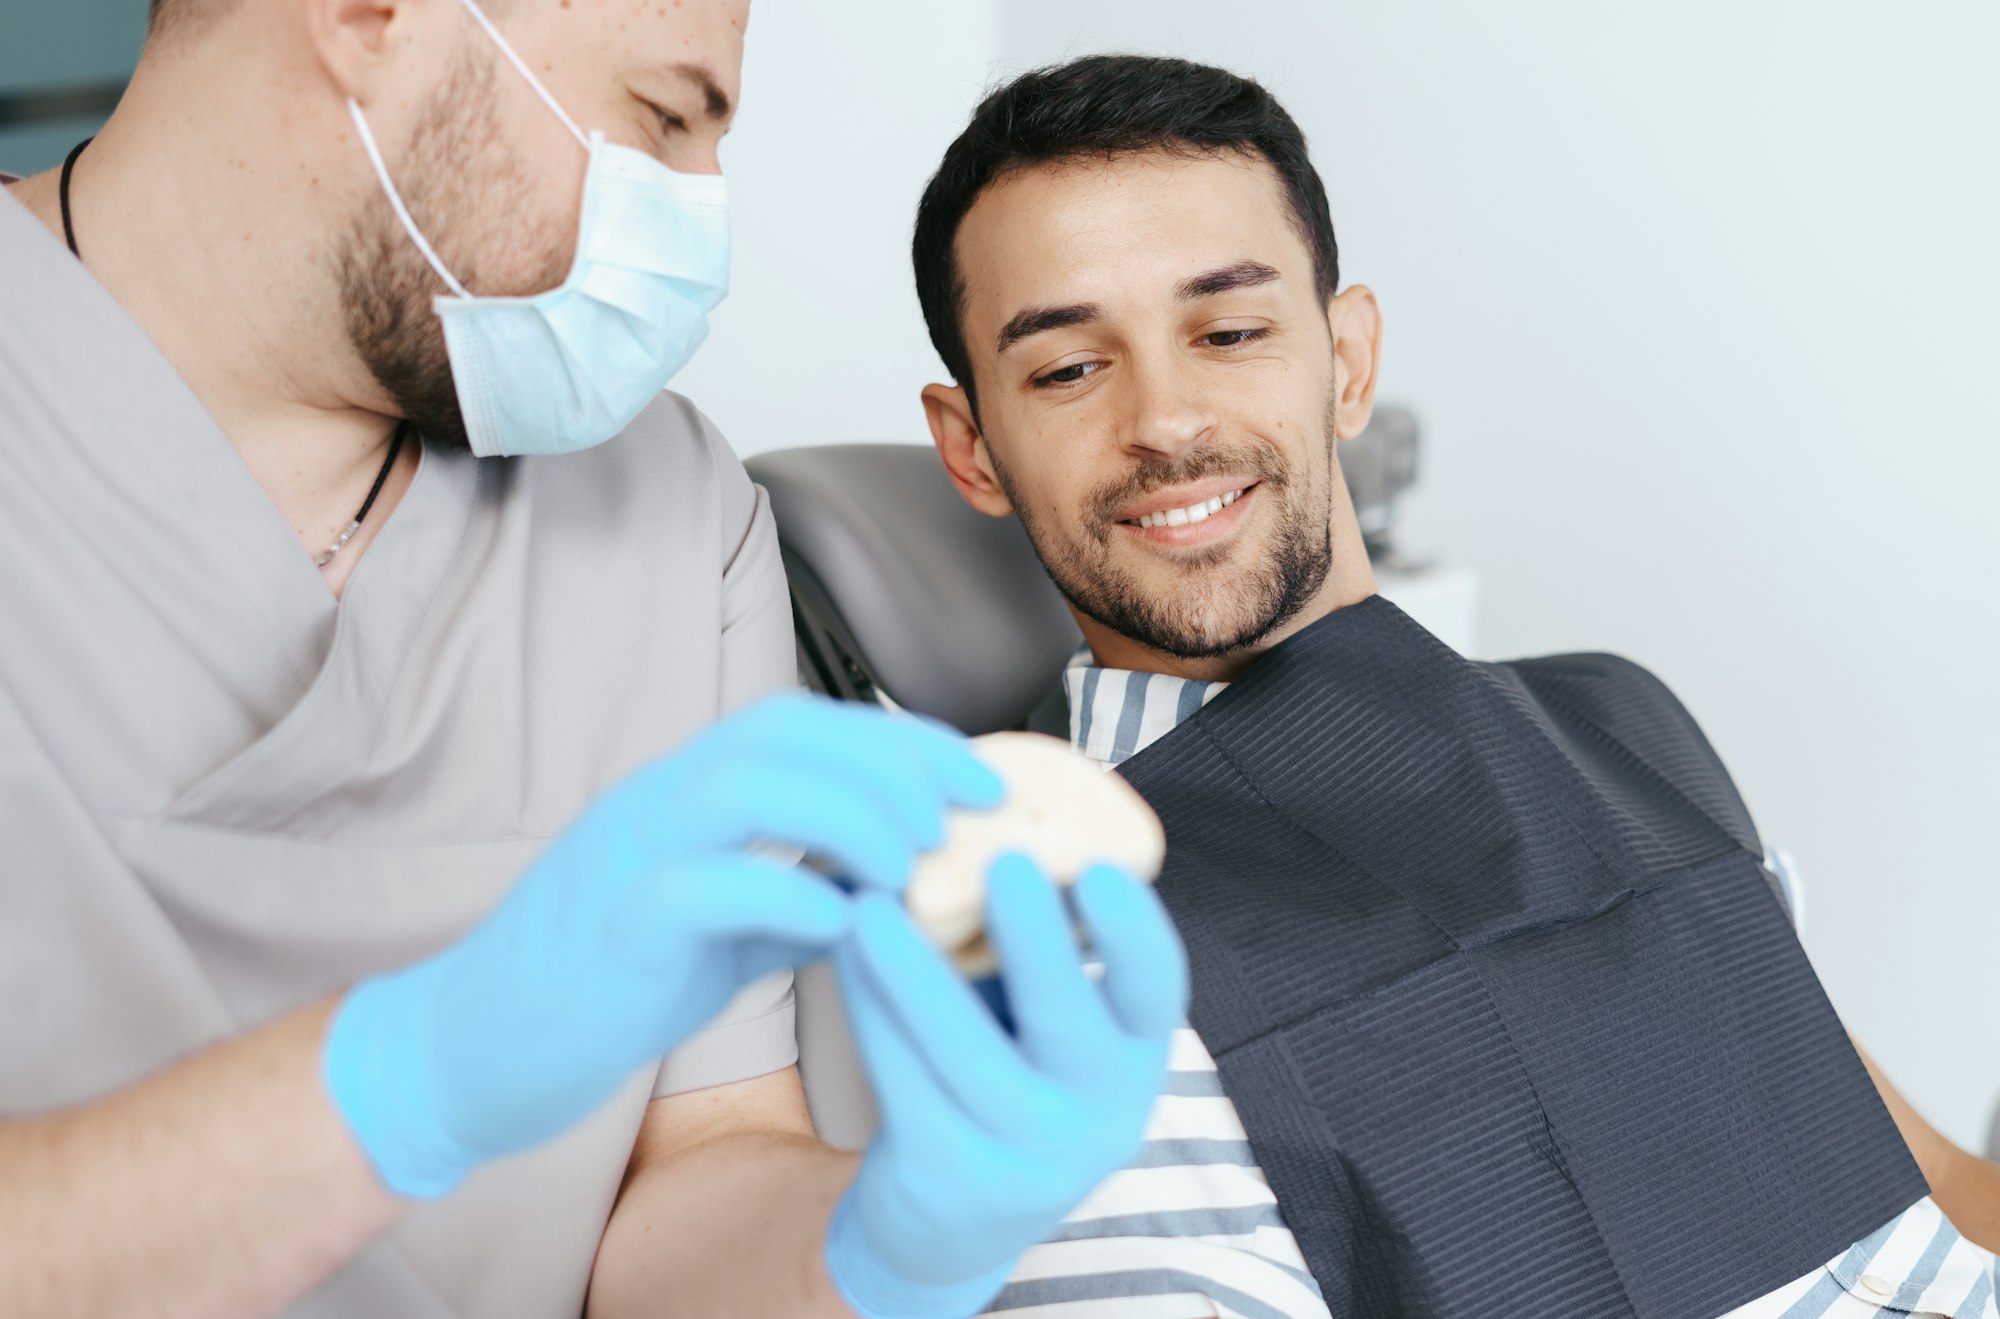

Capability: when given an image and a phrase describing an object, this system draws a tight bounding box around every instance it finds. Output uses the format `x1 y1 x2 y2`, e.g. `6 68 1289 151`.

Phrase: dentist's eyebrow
1177 260 1282 301
996 302 1102 354
669 63 733 120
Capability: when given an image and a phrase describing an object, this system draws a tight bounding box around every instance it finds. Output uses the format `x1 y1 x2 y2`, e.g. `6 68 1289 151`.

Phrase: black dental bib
1115 596 1921 1319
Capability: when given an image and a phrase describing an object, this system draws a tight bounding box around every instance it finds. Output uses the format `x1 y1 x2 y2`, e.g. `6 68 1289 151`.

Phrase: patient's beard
996 397 1337 661
334 47 573 451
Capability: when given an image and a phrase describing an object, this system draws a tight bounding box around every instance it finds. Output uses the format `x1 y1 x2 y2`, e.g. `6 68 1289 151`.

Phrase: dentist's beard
334 45 571 451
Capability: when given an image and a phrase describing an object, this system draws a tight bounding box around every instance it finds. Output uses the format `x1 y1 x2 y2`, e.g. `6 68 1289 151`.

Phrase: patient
910 55 2000 1319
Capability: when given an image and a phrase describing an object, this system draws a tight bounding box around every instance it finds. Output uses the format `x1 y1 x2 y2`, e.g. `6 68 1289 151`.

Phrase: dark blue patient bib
1115 596 1923 1319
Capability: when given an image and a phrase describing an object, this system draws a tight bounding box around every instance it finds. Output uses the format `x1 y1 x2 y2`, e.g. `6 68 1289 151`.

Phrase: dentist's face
933 150 1356 661
338 0 747 447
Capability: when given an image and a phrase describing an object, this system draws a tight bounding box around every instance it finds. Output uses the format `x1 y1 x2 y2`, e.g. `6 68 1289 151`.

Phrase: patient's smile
1116 480 1258 547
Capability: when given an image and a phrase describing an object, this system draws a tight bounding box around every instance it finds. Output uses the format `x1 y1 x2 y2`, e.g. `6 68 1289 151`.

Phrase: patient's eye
1032 361 1102 389
1202 326 1271 349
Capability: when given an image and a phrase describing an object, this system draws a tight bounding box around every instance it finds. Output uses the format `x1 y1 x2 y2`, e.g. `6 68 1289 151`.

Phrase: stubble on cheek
334 45 580 446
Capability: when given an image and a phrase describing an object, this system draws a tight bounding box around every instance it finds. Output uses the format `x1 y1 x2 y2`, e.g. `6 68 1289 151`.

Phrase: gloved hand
825 854 1189 1319
322 693 1003 1198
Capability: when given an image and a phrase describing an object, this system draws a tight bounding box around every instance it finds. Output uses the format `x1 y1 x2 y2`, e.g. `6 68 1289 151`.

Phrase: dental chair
743 407 1420 1146
748 442 1080 740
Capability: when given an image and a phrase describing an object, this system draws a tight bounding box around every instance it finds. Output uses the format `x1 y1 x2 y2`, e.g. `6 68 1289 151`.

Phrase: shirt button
1857 1274 1891 1298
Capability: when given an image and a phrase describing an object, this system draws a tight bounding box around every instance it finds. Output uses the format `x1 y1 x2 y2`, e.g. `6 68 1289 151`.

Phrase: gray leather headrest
745 444 1081 734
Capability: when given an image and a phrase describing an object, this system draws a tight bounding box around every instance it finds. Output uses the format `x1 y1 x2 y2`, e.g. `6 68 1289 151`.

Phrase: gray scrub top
0 186 801 1317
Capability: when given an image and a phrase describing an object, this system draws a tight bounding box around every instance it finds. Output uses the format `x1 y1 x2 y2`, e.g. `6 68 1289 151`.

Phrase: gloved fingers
981 853 1116 1074
865 709 1006 811
606 855 851 970
809 699 1004 811
745 739 954 853
1071 864 1189 1044
695 708 988 855
832 941 960 1148
675 762 931 892
722 695 1006 813
849 893 1043 1132
736 934 838 987
894 710 1011 806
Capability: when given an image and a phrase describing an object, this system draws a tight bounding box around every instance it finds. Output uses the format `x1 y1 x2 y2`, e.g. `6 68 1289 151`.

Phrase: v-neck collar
0 185 481 829
165 437 481 830
2 185 344 688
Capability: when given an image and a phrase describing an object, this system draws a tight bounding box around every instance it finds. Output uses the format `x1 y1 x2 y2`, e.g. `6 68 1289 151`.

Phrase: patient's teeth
1132 488 1251 529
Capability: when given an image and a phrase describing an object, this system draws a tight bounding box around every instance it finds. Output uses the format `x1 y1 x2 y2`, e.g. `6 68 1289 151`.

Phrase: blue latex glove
322 693 1003 1198
825 854 1189 1319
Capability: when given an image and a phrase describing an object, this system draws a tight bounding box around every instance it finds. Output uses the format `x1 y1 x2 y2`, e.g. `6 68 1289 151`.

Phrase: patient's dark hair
913 54 1340 417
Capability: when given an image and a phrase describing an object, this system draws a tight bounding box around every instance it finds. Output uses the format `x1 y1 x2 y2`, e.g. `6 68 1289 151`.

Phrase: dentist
0 2 1185 1316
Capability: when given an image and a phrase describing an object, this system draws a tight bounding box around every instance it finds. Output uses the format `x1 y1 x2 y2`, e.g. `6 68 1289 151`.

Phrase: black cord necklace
58 137 90 257
312 422 407 567
60 137 409 570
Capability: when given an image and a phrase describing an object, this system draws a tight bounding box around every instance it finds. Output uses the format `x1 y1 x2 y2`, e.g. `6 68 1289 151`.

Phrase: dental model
906 731 1168 975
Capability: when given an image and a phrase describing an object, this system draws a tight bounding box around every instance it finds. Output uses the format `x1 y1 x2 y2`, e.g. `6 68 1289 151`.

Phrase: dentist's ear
1326 285 1384 442
303 0 436 104
922 382 1015 518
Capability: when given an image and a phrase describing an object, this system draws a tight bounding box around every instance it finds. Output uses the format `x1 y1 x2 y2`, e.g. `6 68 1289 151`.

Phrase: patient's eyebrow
1177 260 1282 301
996 302 1102 354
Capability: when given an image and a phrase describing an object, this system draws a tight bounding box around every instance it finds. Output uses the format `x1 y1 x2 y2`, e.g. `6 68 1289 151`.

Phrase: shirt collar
1062 646 1229 768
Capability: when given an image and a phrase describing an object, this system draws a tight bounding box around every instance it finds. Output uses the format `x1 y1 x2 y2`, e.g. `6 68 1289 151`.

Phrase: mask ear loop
347 99 473 300
457 0 592 150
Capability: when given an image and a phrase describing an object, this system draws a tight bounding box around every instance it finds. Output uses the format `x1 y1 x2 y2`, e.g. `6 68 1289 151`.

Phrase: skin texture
921 143 2000 1252
0 1000 401 1318
923 149 1383 682
0 3 877 1316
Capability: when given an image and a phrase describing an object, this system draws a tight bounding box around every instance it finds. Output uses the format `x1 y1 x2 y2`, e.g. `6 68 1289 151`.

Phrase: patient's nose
1119 353 1215 460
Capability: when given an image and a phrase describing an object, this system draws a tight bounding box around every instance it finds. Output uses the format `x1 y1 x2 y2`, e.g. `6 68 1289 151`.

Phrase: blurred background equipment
1343 404 1420 563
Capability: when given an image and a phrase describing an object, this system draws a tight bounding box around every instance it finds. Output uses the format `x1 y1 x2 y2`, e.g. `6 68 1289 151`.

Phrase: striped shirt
989 651 1998 1318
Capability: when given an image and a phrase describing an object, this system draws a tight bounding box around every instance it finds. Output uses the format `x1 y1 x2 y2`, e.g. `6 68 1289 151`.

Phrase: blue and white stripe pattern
1721 1197 1996 1318
1066 664 1224 769
1010 648 1998 1318
988 1026 1330 1318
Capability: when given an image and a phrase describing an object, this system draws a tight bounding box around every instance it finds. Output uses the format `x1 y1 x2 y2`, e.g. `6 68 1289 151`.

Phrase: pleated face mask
348 0 730 458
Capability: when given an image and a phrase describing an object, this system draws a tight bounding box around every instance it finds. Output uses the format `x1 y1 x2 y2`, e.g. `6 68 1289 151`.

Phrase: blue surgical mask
347 0 729 458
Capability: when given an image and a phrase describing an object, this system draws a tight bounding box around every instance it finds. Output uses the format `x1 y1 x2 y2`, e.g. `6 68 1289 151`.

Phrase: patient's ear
1327 285 1384 442
922 383 1014 518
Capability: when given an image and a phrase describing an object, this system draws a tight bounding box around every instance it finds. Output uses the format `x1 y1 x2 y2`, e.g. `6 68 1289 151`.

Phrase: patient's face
945 151 1344 660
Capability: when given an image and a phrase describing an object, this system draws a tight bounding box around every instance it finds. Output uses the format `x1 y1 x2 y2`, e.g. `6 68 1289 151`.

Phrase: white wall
985 1 2000 1146
672 0 998 453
